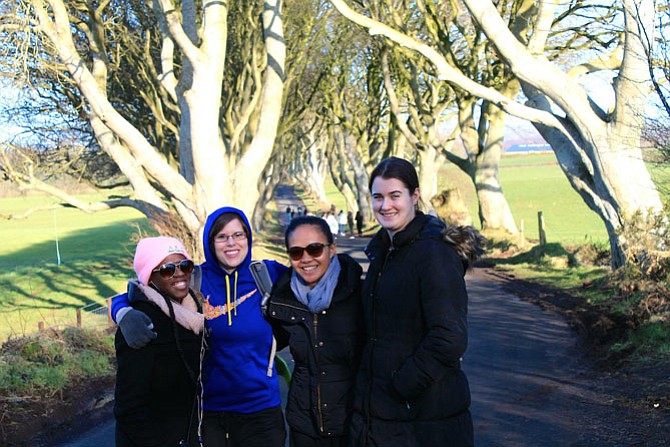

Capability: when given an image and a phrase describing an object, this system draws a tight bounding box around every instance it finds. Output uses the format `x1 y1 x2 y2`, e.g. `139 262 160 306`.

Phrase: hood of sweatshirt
199 206 256 327
202 206 253 274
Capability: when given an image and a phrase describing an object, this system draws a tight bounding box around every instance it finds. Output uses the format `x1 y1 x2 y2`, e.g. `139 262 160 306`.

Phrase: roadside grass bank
0 327 116 446
482 230 670 368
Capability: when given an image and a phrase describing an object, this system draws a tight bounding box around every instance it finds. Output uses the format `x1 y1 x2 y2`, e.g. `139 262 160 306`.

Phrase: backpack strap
190 265 202 293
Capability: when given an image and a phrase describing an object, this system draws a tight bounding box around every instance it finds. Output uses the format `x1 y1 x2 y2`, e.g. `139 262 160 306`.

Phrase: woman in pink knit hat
114 236 205 447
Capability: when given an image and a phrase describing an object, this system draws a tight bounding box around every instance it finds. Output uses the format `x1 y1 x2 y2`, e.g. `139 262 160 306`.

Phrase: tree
648 0 670 118
1 0 286 252
279 2 380 220
330 0 665 268
368 0 521 233
644 0 670 179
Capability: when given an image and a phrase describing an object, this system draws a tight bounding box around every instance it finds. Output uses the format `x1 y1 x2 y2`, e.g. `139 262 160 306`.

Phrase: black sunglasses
152 259 195 279
287 243 330 261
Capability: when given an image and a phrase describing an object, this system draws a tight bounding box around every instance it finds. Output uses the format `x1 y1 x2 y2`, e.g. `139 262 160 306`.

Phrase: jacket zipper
273 301 306 312
313 313 325 433
365 247 392 425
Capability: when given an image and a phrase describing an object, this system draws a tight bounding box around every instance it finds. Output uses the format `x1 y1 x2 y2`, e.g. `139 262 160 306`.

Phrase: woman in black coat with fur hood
349 157 484 447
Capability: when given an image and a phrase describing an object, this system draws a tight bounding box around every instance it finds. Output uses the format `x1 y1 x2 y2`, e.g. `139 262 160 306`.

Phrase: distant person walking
286 206 293 226
325 211 339 238
355 211 363 237
338 210 347 236
347 211 355 237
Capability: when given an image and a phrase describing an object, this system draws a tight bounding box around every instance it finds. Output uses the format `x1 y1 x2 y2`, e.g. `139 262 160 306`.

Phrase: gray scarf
290 254 341 313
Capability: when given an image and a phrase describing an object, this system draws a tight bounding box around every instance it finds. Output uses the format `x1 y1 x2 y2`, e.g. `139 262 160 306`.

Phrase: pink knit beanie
134 236 192 285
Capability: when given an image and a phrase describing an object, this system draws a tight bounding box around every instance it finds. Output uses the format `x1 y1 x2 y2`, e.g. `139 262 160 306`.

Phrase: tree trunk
474 102 518 234
231 0 286 217
303 139 330 207
416 147 445 212
349 147 372 218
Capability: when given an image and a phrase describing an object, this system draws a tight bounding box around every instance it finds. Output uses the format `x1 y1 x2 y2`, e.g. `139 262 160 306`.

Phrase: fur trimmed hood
441 223 486 268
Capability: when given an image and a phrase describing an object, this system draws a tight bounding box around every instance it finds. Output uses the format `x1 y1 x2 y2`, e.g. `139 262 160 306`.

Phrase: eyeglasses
152 259 195 279
214 231 247 243
287 243 330 261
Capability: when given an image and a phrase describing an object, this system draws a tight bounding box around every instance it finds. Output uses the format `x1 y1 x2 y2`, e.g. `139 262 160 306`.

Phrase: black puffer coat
350 212 473 446
267 253 364 439
114 285 203 447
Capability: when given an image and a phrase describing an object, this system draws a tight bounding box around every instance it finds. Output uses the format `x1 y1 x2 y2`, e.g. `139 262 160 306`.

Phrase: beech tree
1 0 286 251
330 0 665 268
368 1 522 234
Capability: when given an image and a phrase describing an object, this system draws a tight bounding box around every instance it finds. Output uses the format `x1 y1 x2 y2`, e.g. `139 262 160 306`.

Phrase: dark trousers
290 430 347 447
202 405 286 447
349 410 473 447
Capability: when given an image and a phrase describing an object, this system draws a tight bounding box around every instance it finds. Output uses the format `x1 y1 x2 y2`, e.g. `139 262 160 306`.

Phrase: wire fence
17 298 114 336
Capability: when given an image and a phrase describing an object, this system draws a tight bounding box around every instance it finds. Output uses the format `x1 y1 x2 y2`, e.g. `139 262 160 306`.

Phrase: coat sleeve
114 334 168 446
390 243 468 401
110 292 130 323
265 260 289 282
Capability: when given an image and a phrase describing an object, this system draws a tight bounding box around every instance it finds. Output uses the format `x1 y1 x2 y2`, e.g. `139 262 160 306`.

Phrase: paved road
53 231 659 446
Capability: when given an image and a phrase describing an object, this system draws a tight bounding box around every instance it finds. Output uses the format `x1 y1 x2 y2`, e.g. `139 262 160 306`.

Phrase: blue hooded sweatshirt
111 206 287 413
200 206 287 413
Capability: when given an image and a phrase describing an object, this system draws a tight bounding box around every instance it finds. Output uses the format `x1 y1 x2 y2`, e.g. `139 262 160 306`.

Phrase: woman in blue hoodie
111 207 288 447
199 207 287 446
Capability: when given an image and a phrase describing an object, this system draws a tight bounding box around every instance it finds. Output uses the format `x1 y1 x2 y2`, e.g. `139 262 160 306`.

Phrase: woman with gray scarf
266 216 364 447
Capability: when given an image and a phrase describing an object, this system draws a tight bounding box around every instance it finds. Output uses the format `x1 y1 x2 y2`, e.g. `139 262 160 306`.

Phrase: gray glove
118 309 157 349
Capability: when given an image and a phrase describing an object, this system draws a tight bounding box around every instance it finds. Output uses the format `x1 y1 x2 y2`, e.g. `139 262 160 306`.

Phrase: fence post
538 211 547 246
38 321 44 332
76 309 82 328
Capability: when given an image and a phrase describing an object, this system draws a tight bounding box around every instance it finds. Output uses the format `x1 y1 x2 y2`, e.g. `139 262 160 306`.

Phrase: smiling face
212 217 249 273
149 254 191 302
371 176 420 237
287 224 336 288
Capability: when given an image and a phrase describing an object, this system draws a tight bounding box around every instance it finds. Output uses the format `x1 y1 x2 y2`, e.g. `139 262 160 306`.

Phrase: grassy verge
0 327 115 398
439 153 609 244
484 232 670 363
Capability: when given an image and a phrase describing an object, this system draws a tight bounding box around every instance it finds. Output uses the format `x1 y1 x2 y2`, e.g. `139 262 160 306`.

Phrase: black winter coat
352 213 471 438
114 286 203 447
267 254 364 439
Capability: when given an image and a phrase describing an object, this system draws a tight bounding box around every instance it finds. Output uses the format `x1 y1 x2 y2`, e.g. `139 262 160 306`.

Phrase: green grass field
0 194 149 340
438 153 609 245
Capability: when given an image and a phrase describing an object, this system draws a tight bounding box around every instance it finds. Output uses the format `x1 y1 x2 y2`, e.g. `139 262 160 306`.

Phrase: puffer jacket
267 253 364 438
353 212 478 427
